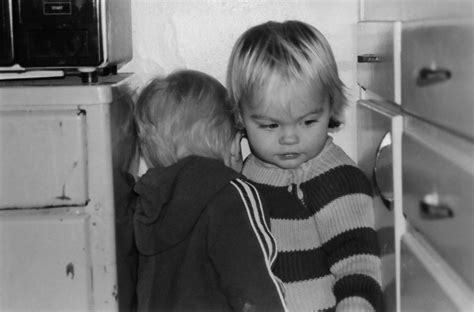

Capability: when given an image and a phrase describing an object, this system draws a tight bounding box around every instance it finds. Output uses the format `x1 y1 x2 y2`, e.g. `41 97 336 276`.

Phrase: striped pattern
243 138 383 312
285 276 336 312
230 178 287 310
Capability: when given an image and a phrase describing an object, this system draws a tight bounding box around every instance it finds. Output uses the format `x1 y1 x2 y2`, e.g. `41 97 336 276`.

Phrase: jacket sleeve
314 166 383 312
207 178 287 312
114 170 138 312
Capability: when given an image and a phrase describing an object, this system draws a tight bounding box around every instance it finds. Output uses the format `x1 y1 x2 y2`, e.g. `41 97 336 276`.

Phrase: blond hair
227 20 347 128
135 69 237 168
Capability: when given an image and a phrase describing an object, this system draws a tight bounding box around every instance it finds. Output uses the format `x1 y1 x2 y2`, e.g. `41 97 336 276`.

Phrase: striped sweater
243 137 383 312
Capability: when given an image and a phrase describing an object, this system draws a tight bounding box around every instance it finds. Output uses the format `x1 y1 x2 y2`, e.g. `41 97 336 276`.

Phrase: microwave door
0 0 14 66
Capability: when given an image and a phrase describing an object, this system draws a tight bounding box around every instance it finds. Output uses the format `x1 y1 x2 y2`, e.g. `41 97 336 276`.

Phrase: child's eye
260 123 279 129
304 119 318 126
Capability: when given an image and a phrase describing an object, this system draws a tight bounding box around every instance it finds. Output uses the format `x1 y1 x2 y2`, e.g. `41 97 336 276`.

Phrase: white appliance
357 98 402 312
399 18 474 312
357 18 474 312
0 74 138 311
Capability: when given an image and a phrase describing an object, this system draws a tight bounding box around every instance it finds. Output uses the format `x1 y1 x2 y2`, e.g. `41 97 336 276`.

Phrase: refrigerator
0 74 138 311
357 18 474 311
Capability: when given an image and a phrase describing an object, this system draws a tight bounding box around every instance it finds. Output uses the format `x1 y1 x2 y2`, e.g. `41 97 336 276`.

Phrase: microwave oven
0 0 132 72
0 0 13 66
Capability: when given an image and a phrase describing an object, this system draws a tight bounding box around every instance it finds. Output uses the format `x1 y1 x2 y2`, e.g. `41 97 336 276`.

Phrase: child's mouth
278 153 300 160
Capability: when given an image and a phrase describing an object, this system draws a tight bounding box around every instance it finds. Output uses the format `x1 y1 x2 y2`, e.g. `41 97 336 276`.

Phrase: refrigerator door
401 18 474 140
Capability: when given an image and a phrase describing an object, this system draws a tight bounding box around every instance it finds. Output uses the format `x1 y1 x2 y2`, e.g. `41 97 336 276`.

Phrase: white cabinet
357 12 474 312
357 99 402 312
361 0 473 21
0 74 138 311
402 115 474 288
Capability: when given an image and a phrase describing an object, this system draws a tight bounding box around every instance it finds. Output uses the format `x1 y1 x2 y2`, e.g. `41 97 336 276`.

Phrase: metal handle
417 67 451 86
358 54 382 63
373 132 393 210
419 193 453 219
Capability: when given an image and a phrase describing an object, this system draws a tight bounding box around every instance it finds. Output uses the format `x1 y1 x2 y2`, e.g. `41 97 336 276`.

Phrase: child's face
240 82 330 170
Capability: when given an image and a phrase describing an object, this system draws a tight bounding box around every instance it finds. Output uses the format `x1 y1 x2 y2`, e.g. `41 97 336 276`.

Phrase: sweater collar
243 136 335 188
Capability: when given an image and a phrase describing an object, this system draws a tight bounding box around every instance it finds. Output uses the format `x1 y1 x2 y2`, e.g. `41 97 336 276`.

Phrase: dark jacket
133 156 286 312
114 169 139 312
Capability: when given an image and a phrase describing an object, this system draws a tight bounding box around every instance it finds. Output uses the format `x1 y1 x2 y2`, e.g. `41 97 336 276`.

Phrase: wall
121 0 359 159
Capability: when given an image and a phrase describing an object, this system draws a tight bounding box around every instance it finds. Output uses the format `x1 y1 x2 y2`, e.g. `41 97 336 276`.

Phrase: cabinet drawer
357 21 398 103
0 109 88 208
401 229 473 311
0 213 92 311
402 116 474 287
401 18 474 139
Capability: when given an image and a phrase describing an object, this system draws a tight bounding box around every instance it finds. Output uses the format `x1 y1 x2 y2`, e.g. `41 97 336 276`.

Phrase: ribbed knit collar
243 136 338 188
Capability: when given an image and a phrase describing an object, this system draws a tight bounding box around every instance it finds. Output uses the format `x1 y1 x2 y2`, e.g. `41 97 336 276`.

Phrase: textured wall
122 0 359 159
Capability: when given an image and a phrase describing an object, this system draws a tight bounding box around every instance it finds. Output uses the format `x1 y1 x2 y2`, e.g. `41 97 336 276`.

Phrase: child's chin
274 159 305 170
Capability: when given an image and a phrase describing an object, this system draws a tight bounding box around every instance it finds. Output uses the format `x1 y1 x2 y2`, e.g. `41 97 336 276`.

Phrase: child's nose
279 129 300 145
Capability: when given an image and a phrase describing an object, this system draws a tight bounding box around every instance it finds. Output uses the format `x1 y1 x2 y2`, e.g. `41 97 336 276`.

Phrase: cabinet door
0 109 88 208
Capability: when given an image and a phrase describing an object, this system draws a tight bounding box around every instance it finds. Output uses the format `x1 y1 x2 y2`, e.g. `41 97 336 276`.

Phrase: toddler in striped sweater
227 20 383 312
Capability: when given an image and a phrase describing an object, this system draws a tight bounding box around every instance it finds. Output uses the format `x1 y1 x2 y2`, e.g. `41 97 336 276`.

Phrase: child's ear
328 116 344 133
235 112 245 130
228 131 244 172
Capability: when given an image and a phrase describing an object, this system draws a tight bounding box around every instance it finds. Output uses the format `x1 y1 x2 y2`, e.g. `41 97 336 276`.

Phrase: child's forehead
250 76 327 111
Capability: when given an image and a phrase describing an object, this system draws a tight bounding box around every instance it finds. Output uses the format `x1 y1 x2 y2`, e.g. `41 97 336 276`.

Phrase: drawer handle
358 54 382 63
419 197 454 219
417 67 451 86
